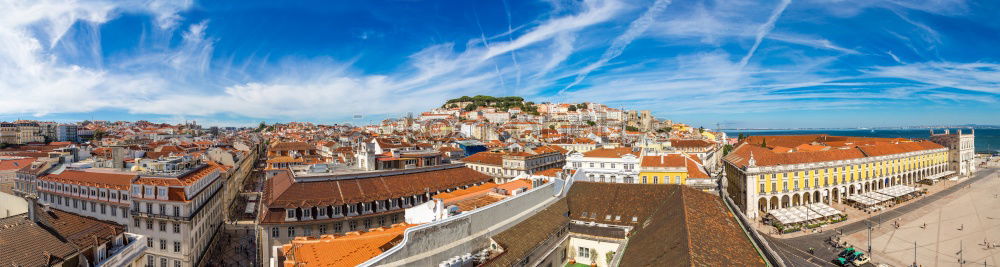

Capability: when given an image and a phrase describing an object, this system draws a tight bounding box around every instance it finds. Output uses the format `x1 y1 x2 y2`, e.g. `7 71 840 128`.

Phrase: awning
923 171 956 180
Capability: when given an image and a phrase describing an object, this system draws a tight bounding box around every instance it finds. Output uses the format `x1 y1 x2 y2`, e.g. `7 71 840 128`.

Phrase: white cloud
739 0 792 68
868 62 1000 94
480 0 622 62
561 0 672 93
0 0 194 116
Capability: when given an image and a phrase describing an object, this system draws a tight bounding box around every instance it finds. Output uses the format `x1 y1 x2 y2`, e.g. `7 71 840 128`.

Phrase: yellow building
723 135 951 219
638 154 714 190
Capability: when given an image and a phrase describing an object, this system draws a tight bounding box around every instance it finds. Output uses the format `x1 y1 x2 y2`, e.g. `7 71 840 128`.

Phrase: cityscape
2 1 1000 267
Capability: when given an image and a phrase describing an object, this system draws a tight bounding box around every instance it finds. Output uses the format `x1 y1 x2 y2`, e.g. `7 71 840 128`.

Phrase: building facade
36 170 136 225
724 136 949 219
565 147 640 183
930 128 976 176
130 164 226 267
638 154 714 190
257 164 494 262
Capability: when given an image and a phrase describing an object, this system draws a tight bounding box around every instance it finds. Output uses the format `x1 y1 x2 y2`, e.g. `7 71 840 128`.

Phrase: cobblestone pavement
202 226 259 267
765 168 999 267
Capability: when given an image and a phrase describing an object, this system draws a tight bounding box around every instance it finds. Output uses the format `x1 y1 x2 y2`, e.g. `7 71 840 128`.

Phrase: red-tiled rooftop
40 170 138 190
461 152 504 166
726 136 945 167
133 164 223 187
261 166 493 224
581 147 639 158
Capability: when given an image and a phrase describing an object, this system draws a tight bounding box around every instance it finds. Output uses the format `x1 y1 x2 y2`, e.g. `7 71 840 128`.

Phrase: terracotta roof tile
40 170 137 190
581 147 639 158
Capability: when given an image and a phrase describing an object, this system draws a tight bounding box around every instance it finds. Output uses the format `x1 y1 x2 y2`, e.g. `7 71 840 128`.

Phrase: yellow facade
638 171 688 185
753 151 948 193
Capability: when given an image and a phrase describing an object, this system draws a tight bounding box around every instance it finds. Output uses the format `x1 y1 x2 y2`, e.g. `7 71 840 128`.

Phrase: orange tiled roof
134 164 222 187
725 137 944 168
640 154 687 168
462 152 504 166
533 168 563 178
40 170 137 190
496 179 532 192
0 158 35 171
281 223 411 267
582 147 638 158
433 182 497 201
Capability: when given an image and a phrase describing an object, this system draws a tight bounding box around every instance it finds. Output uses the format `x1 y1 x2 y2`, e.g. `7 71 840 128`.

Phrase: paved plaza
203 225 260 267
765 168 999 267
844 169 1000 266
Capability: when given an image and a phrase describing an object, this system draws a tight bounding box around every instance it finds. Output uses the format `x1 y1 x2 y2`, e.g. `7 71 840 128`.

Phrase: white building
36 169 136 225
565 147 641 183
130 164 226 267
930 128 976 176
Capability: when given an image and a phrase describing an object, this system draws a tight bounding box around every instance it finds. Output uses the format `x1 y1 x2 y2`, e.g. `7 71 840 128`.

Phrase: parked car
838 247 855 258
834 257 850 266
852 254 870 266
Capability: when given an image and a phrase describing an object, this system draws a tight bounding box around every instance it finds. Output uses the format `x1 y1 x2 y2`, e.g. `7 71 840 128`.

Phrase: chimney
957 129 963 135
26 194 38 222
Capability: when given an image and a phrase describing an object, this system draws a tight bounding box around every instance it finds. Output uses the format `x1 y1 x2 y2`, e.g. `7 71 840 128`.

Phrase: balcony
96 233 147 267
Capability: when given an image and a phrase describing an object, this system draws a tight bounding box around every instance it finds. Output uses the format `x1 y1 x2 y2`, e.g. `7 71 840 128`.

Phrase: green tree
625 126 639 132
548 125 556 130
585 120 596 126
722 144 734 156
761 138 767 148
93 129 106 141
698 126 705 133
464 103 477 111
738 133 744 141
567 105 577 112
576 103 587 109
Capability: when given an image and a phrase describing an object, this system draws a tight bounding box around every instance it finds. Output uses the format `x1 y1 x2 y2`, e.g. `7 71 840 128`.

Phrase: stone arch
792 194 801 206
849 184 856 195
815 190 822 203
770 196 779 210
803 192 811 205
759 197 769 214
781 195 791 208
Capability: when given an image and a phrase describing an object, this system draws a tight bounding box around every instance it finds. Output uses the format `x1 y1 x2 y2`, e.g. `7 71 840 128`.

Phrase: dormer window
303 208 311 219
286 209 295 219
318 207 326 217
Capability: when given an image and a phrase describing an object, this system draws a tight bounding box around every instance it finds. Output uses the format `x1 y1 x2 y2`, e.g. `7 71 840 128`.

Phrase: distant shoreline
720 126 999 131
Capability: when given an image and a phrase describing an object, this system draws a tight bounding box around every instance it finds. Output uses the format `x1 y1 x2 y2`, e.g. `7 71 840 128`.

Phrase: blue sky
1 0 998 128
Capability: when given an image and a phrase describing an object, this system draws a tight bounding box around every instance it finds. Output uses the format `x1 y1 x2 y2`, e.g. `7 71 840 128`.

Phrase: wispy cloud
868 62 1000 94
561 0 672 93
739 0 792 68
0 0 995 128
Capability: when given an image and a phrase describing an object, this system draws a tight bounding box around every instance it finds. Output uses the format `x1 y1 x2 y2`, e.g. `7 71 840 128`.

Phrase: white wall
0 191 27 218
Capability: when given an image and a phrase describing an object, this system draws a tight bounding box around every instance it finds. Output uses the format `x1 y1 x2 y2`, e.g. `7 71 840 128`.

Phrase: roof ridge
678 187 696 264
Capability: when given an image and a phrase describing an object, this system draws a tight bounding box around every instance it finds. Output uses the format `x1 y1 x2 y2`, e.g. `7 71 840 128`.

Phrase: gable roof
486 182 764 266
460 152 503 166
581 147 639 158
0 204 125 266
40 170 138 190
